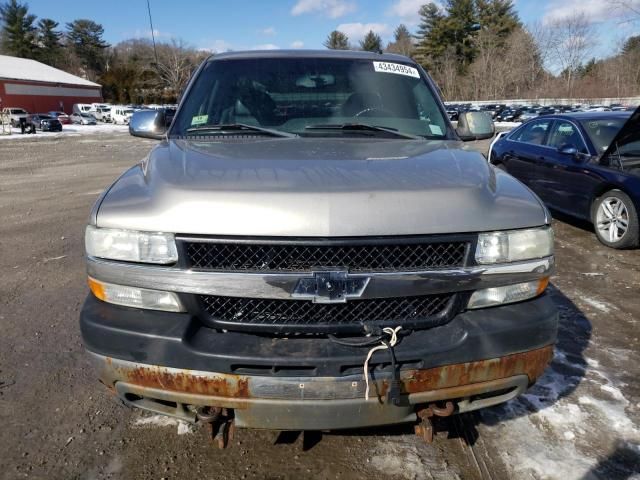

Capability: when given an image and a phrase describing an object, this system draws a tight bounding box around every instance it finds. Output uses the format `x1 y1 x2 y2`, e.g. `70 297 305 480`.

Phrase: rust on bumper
403 345 553 394
97 345 553 402
92 346 553 429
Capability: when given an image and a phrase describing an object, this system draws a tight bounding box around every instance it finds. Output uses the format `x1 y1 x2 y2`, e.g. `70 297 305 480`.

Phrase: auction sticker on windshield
373 61 420 78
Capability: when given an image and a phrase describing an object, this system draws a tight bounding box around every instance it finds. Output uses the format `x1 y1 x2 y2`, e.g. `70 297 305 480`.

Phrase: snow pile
0 123 129 140
482 346 640 480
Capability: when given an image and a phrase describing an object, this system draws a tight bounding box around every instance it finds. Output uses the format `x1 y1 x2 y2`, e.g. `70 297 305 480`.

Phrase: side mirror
456 111 495 141
129 109 168 140
558 144 578 156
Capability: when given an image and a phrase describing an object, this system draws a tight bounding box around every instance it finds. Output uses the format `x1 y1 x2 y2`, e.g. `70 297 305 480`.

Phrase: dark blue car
490 108 640 249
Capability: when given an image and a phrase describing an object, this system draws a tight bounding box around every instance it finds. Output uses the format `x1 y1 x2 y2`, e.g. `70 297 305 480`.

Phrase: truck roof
208 49 415 63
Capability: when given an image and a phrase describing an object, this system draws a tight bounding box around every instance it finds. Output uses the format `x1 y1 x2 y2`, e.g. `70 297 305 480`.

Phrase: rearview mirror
456 111 495 141
129 110 168 140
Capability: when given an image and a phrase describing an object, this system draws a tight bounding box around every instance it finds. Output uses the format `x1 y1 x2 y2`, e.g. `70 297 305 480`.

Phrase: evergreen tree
324 30 349 50
441 0 477 66
622 35 640 55
414 3 445 65
476 0 520 38
0 0 37 58
36 18 62 66
360 30 382 52
66 19 109 77
386 24 414 56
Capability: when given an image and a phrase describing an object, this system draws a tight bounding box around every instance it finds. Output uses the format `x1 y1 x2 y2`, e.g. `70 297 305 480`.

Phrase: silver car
70 113 97 125
80 50 557 442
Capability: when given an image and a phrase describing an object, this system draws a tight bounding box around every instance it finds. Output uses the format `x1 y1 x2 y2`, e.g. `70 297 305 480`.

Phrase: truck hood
95 137 548 236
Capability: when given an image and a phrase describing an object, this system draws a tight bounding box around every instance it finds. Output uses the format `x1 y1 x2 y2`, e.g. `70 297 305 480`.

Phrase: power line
146 0 159 65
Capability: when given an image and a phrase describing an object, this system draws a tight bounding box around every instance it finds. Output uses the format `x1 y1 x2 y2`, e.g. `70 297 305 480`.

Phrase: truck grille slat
199 294 454 331
185 240 468 272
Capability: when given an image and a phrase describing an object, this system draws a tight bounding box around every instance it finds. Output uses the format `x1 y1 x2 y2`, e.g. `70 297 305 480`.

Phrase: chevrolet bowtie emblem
292 271 370 304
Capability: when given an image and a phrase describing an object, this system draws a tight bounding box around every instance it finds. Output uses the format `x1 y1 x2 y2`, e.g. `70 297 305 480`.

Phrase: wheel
592 190 639 249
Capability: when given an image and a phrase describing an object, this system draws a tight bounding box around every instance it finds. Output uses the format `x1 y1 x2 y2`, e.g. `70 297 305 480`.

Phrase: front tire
592 190 639 249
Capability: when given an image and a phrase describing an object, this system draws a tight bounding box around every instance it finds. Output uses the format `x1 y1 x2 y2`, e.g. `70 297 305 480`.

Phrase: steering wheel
354 107 394 118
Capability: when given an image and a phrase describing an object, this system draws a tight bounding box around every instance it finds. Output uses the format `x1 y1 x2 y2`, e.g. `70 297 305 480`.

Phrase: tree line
1 0 638 103
325 0 640 101
0 0 206 104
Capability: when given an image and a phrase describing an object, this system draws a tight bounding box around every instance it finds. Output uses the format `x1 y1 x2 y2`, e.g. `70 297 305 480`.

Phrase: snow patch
482 337 639 480
581 297 613 313
133 414 196 435
600 384 626 402
369 437 460 480
0 123 130 140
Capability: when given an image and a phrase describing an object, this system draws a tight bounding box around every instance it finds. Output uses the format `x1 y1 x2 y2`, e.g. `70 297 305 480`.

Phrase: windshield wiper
185 123 296 138
304 123 420 139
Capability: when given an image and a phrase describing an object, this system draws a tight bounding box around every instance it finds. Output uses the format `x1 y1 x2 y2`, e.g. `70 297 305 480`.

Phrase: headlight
475 227 553 264
88 277 184 312
85 226 178 264
468 278 549 309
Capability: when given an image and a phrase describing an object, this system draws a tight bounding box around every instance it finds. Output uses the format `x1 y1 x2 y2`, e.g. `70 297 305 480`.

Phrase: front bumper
81 294 557 430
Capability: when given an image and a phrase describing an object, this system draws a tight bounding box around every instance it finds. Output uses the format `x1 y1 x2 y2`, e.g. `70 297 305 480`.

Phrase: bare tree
547 13 594 97
610 0 640 20
154 39 206 100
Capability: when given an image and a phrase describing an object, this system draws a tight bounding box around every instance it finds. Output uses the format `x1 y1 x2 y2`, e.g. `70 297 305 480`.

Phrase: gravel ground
1 132 639 480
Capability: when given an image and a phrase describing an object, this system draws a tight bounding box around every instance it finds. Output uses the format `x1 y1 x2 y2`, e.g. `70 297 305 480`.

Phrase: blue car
490 107 640 249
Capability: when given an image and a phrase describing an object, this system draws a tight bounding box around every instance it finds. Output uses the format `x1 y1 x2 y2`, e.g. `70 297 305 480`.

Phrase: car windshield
580 118 626 152
172 57 449 139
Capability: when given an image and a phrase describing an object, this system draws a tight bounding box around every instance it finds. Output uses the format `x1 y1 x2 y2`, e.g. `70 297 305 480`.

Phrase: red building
0 54 102 114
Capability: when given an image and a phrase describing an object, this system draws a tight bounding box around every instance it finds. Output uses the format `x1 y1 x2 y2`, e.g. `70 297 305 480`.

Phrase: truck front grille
199 293 456 333
183 238 469 272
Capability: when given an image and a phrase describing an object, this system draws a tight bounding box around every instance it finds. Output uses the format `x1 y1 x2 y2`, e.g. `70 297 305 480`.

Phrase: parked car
93 107 112 122
72 103 95 115
518 109 539 122
47 111 71 125
70 112 97 125
111 106 134 124
26 114 62 132
490 108 640 248
81 50 557 440
2 107 29 127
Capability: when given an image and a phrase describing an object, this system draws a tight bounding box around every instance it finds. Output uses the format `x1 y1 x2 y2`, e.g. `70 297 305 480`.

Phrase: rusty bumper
90 345 553 430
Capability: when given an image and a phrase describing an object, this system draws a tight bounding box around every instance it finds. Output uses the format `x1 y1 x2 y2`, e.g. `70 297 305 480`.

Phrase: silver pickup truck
80 50 557 444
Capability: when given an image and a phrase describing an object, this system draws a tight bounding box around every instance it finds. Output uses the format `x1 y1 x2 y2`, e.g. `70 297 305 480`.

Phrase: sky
24 0 640 60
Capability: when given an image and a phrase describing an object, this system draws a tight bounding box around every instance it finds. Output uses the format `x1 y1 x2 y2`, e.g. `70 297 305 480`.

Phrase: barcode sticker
373 61 420 78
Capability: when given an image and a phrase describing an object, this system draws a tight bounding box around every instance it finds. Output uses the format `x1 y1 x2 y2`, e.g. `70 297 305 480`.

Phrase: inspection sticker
373 61 420 78
191 114 208 126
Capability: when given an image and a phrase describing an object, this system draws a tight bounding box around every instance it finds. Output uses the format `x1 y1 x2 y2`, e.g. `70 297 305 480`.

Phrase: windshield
580 118 626 152
172 57 448 139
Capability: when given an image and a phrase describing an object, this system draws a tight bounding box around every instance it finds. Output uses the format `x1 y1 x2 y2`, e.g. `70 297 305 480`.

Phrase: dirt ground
1 132 639 480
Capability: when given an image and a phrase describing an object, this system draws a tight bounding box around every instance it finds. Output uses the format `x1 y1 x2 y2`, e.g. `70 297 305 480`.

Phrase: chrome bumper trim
87 255 554 299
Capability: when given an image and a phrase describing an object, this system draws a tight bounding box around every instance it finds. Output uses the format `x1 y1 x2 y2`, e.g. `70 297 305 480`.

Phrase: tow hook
414 401 455 443
196 406 235 449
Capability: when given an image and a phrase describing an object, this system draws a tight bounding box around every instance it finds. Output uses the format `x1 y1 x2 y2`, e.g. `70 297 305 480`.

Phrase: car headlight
475 227 554 264
88 277 184 312
85 226 178 264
